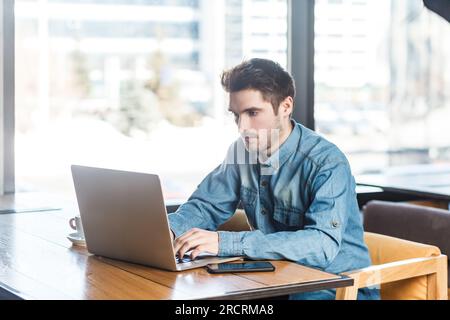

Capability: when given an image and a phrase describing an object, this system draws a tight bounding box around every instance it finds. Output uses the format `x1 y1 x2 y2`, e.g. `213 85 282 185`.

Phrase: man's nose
238 115 250 133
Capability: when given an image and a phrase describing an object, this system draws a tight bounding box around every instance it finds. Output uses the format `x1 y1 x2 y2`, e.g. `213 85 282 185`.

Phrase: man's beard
243 127 282 162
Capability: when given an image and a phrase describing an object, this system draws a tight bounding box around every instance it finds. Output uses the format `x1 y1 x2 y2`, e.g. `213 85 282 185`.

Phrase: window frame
288 0 315 131
1 0 15 195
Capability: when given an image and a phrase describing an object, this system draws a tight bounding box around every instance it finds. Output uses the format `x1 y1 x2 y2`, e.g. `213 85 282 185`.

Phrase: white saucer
67 232 86 247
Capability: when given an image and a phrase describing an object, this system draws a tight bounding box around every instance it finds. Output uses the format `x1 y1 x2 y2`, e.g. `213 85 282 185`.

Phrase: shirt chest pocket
272 205 305 229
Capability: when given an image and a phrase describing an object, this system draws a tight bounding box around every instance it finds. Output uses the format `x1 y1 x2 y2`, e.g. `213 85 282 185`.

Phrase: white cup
69 216 85 239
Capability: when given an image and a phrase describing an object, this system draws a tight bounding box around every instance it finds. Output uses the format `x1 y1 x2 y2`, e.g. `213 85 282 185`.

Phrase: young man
168 58 380 300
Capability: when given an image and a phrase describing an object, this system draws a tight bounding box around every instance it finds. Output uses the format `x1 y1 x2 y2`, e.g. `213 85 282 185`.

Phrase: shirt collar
259 119 301 174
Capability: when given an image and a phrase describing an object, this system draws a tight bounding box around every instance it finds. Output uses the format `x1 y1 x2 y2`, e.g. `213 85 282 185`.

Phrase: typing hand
173 228 219 260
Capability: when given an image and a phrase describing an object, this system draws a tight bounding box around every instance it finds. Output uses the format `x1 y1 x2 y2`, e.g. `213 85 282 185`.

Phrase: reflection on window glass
15 0 287 201
315 0 450 175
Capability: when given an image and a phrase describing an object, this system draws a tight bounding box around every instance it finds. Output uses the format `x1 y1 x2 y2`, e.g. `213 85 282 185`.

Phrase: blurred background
14 0 450 201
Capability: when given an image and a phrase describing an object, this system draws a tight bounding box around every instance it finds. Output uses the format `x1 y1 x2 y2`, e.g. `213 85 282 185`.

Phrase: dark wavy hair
220 58 296 114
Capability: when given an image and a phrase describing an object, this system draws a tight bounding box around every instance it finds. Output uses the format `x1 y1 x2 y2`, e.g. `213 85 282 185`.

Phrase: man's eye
248 111 258 117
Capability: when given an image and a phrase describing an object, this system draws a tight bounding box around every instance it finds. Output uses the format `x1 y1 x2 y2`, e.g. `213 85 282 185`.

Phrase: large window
15 0 288 201
315 0 450 174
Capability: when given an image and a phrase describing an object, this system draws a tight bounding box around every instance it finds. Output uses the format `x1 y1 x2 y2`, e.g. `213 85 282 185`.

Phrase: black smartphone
206 261 275 274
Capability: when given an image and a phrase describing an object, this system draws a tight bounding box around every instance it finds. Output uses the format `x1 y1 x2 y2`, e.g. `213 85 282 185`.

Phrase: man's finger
177 237 205 258
175 228 200 245
174 233 203 254
173 229 198 252
190 245 209 260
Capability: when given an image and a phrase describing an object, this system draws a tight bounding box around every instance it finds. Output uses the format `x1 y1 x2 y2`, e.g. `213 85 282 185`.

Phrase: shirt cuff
217 231 245 257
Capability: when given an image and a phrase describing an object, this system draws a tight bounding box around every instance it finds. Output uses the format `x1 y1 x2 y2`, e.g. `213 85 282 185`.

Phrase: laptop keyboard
176 256 194 264
176 254 211 264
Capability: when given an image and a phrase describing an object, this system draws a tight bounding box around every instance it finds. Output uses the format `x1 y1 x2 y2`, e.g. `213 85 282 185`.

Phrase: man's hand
173 228 219 260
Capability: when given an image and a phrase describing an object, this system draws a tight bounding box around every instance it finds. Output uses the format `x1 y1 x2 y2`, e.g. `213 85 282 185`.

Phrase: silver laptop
71 165 242 271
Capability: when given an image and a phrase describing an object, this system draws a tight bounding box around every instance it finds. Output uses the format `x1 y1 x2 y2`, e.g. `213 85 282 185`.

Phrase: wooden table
0 206 353 300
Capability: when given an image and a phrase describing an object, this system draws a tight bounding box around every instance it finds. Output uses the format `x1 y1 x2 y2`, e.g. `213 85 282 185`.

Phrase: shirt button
331 221 340 228
261 180 268 187
261 208 267 215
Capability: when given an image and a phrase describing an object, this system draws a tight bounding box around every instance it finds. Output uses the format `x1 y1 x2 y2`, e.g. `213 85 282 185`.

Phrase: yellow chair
218 210 448 300
336 232 448 300
362 200 450 299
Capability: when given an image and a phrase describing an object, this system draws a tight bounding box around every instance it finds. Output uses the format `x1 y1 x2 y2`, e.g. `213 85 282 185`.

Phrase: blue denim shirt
168 120 380 300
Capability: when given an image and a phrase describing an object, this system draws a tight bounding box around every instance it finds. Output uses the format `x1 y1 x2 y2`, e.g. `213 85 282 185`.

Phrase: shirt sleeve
217 160 356 269
168 143 241 238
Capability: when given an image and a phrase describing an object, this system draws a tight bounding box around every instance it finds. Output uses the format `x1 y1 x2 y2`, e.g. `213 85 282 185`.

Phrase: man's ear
279 96 294 117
